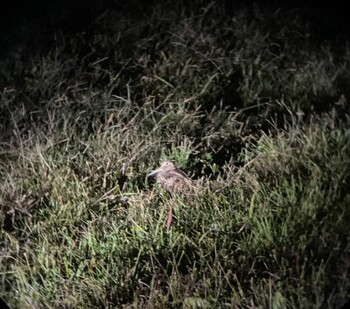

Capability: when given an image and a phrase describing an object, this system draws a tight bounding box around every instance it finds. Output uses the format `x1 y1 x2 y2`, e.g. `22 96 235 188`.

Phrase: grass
1 1 350 308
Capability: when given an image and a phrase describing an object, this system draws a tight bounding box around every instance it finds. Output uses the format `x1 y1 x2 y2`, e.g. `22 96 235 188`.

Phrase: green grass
1 1 350 308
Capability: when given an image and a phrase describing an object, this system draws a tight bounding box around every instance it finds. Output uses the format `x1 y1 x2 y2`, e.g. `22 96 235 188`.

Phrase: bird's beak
147 168 162 177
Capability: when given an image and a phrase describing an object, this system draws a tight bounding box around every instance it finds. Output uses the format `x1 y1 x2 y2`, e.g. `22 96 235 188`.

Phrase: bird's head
147 160 176 177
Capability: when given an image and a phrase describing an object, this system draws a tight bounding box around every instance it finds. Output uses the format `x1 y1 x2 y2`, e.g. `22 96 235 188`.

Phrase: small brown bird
148 160 193 229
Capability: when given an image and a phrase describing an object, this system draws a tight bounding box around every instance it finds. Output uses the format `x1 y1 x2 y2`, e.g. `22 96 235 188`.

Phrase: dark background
0 0 349 60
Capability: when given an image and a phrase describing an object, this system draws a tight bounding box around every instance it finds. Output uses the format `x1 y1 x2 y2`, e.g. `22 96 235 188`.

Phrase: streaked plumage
147 160 192 194
148 160 192 229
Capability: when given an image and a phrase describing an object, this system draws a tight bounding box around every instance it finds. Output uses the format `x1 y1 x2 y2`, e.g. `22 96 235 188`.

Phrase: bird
147 160 193 229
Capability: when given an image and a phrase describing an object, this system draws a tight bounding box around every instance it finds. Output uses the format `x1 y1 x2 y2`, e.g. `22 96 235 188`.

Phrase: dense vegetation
1 1 349 308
